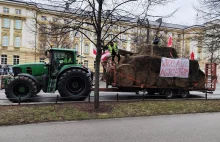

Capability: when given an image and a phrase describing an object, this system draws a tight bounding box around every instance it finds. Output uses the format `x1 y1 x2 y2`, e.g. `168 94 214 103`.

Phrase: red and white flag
93 47 97 55
93 47 110 61
167 36 172 47
101 51 110 61
190 52 194 60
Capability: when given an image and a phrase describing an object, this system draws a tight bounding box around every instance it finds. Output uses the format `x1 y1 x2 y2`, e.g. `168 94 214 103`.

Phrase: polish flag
101 51 110 61
190 52 194 60
93 47 110 61
167 36 172 47
93 47 97 55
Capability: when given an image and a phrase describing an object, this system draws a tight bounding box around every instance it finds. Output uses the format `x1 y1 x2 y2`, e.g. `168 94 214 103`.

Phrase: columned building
0 0 208 73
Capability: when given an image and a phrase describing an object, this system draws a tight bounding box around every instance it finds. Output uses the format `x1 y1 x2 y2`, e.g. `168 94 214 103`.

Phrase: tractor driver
63 52 72 63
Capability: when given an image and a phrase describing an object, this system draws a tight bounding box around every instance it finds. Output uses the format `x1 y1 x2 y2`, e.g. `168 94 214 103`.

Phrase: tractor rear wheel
58 69 92 101
5 76 38 103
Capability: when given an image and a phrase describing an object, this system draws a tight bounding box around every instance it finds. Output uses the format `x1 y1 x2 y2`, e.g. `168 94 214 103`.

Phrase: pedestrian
153 35 160 45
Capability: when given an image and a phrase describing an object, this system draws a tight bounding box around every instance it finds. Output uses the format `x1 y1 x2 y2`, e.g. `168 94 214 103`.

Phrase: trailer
98 56 217 98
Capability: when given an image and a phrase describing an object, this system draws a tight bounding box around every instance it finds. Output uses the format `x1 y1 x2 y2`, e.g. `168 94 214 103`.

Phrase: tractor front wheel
5 76 38 103
58 69 92 101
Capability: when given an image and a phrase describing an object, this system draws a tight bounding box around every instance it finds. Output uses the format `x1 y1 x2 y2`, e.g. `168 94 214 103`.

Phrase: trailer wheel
180 90 189 98
147 89 156 95
164 89 174 99
5 76 38 103
58 69 92 101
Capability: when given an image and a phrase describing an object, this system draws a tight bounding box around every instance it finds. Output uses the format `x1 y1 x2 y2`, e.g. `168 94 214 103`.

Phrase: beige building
0 0 207 72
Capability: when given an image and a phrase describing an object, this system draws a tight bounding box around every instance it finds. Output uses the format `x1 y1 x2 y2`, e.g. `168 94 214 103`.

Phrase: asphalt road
1 82 220 104
1 113 220 142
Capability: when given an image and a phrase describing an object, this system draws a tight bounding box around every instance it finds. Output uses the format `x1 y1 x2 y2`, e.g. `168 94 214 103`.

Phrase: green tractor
0 48 93 103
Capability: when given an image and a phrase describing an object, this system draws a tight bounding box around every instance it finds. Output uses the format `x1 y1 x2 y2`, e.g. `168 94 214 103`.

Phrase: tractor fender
57 66 92 81
17 73 40 91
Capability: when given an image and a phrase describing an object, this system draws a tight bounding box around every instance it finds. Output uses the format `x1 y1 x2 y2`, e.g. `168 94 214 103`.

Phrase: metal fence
0 90 215 106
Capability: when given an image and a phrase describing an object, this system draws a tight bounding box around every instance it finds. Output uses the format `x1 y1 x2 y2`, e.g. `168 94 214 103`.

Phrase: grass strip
1 100 220 126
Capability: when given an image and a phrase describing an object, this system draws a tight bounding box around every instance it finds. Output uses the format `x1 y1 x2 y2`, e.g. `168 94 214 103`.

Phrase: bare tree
26 9 73 61
195 0 220 63
201 21 220 63
197 0 220 21
28 0 176 110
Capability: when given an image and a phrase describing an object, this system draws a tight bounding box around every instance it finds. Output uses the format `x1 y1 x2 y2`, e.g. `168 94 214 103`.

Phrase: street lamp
80 32 83 64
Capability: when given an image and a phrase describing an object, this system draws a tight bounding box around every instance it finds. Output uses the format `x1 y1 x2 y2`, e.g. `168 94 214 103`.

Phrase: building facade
0 0 207 73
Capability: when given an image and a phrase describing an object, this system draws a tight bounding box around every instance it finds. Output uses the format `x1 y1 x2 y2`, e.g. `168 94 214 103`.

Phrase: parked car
0 64 13 75
0 68 3 75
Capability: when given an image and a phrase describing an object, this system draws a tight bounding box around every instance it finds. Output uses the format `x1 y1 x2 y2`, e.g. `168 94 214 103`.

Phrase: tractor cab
45 48 77 76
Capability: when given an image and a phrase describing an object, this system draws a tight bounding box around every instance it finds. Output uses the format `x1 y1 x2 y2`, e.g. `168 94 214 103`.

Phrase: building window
94 61 96 68
3 18 10 28
53 17 58 22
13 55 19 65
14 37 21 47
41 16 47 21
3 7 9 13
39 58 45 62
84 44 89 54
74 44 78 52
2 36 9 47
15 20 22 29
84 60 88 68
76 60 78 64
1 55 7 64
121 34 127 40
39 24 47 33
15 9 21 15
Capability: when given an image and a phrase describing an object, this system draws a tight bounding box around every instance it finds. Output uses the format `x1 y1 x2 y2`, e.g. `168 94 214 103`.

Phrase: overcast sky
32 0 201 26
151 0 200 26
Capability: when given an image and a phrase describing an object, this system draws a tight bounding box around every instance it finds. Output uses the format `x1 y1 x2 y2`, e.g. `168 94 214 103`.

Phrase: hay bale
156 77 173 87
116 64 135 86
118 49 134 56
147 72 157 86
108 44 206 88
126 55 161 73
174 78 188 87
119 55 205 88
138 45 178 58
196 70 206 88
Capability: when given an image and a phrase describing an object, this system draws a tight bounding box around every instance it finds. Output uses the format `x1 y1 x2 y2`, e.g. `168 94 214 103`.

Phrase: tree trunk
94 47 101 110
94 0 103 111
146 19 150 44
211 53 214 63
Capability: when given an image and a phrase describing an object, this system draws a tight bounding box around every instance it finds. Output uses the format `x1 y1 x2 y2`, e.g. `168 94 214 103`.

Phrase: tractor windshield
50 50 74 74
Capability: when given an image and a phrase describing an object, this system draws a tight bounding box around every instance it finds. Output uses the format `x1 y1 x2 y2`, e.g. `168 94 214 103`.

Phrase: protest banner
159 57 189 78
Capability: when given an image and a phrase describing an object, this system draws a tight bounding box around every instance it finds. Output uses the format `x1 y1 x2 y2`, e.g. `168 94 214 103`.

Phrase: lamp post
34 10 38 62
182 29 185 57
80 33 83 64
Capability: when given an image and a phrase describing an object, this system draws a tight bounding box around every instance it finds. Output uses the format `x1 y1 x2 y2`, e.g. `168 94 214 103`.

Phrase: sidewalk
1 113 220 142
